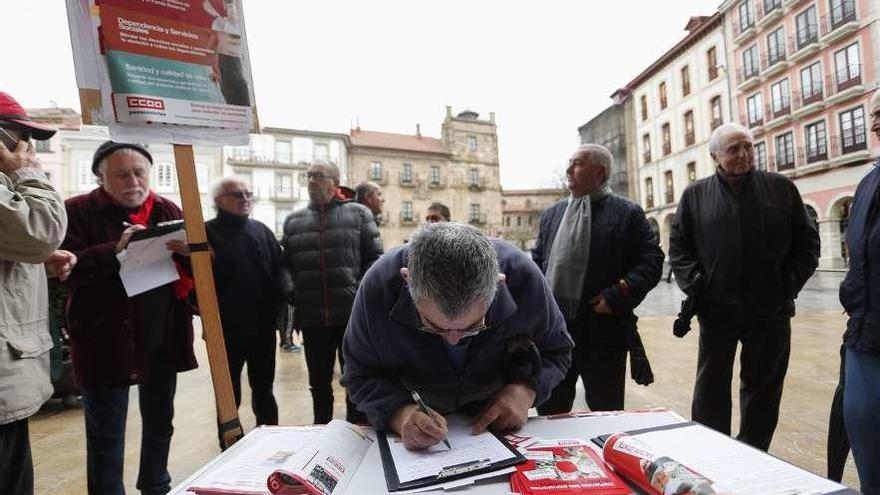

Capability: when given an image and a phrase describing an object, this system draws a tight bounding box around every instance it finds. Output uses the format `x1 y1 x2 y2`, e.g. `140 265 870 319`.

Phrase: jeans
0 418 33 495
692 318 790 451
843 347 880 494
302 324 365 424
81 352 177 495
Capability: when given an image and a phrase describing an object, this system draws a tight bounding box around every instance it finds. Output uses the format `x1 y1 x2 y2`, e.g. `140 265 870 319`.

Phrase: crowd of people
1 88 880 494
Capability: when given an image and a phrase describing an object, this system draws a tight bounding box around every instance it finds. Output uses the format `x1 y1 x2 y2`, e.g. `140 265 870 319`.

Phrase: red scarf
127 191 194 300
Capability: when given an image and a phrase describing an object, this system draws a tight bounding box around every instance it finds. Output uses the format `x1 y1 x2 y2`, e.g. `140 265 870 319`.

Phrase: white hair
709 123 754 155
576 143 613 184
94 148 151 184
211 176 247 200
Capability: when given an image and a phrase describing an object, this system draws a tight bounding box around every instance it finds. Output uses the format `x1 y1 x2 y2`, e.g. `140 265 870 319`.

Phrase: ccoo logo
126 96 165 110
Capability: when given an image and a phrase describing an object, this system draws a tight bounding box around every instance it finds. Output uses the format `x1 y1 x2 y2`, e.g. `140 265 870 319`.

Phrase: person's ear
400 267 410 282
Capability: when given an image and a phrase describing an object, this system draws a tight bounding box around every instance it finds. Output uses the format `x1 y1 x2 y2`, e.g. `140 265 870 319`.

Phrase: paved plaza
29 271 860 493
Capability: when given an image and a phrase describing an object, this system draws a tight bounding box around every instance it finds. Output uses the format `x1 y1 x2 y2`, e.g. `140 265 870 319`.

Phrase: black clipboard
377 427 526 492
127 219 185 244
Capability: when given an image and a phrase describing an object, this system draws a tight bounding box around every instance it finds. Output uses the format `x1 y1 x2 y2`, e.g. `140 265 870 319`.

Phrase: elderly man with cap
0 92 73 495
61 141 197 494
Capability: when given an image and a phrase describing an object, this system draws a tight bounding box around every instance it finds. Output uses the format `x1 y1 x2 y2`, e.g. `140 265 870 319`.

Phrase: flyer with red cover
510 439 630 495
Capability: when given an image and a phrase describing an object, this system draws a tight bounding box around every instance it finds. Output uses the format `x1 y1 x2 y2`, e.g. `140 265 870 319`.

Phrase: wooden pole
173 143 243 448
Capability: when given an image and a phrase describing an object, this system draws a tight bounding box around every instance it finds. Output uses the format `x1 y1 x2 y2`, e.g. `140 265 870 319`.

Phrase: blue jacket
341 239 573 430
532 195 664 346
840 160 880 357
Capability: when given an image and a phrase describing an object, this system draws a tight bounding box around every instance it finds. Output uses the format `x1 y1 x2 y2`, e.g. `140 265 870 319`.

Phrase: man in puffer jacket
281 160 383 424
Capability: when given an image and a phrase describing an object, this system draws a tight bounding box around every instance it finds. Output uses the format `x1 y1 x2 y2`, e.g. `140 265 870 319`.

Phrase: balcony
772 153 796 171
643 150 652 164
783 0 807 7
468 213 488 226
253 186 302 202
832 131 869 158
366 170 390 185
662 142 672 156
733 18 757 43
228 150 319 167
762 50 788 78
684 131 695 147
801 144 829 165
766 101 792 129
468 177 487 191
757 0 783 27
826 65 863 104
399 170 416 187
788 25 820 62
742 112 764 131
822 0 858 43
708 66 719 81
399 211 417 225
737 64 761 90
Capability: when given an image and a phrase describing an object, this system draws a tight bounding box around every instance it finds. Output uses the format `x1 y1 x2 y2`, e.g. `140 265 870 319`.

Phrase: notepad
378 415 526 492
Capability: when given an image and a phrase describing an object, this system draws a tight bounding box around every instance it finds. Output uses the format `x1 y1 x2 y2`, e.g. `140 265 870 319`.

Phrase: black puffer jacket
669 170 819 322
281 197 383 327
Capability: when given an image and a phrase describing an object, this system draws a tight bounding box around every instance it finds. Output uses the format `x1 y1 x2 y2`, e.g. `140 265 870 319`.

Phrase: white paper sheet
186 426 321 494
117 229 187 297
386 416 519 484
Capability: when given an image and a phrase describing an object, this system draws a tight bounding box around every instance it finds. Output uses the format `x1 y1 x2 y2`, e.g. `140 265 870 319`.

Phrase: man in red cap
0 91 75 495
62 139 197 494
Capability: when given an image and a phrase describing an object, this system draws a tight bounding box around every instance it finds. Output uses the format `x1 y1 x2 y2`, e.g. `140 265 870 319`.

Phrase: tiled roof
349 129 448 154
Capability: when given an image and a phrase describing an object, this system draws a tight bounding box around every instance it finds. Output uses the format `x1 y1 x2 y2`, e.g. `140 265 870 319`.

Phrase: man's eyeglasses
426 214 444 223
307 171 335 181
417 315 489 337
220 190 253 200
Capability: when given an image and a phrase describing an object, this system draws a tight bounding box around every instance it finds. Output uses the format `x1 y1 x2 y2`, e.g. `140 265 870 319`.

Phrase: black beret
92 141 153 175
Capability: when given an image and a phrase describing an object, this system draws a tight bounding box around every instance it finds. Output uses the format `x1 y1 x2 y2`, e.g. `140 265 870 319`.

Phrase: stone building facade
348 107 503 248
577 104 634 199
721 0 880 268
501 188 568 250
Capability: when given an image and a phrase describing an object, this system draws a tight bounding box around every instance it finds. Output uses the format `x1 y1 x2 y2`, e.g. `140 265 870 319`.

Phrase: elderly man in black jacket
532 144 663 414
669 122 819 451
282 161 383 424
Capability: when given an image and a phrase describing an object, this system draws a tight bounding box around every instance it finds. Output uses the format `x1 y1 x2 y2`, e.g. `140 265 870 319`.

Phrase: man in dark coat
532 144 663 414
342 222 573 450
62 141 198 494
169 177 284 434
669 123 819 451
282 161 383 424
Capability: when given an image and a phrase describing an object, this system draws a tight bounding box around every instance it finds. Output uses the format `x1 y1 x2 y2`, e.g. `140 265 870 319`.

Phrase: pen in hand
411 391 452 449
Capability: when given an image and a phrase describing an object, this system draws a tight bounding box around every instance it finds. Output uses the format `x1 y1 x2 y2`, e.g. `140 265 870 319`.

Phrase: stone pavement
29 272 860 493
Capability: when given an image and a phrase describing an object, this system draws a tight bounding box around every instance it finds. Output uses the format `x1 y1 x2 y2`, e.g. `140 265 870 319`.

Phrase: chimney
489 112 495 123
445 105 452 118
416 123 421 138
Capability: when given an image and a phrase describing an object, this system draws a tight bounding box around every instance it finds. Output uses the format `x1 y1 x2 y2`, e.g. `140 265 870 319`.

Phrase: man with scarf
669 123 819 451
62 141 197 494
281 160 383 424
532 144 663 414
169 177 284 440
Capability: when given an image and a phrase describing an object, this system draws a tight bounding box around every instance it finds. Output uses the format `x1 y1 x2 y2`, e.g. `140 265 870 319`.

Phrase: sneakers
282 343 302 353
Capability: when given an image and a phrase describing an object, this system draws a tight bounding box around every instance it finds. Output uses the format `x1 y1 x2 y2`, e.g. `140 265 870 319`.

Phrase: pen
122 221 134 228
411 391 452 449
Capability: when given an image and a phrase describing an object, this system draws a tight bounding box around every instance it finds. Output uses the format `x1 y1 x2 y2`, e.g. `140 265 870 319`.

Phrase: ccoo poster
68 0 258 144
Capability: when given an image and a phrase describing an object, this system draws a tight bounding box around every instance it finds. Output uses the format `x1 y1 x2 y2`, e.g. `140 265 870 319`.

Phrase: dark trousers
537 341 628 415
827 345 850 482
692 318 790 451
226 330 279 426
81 352 177 495
302 324 365 424
843 347 880 494
0 418 33 495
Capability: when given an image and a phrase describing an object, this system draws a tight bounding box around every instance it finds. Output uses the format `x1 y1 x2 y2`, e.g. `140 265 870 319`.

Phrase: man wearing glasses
170 177 285 438
342 222 573 450
281 161 383 425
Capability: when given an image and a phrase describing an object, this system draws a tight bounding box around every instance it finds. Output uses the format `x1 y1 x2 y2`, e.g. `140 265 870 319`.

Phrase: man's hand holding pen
390 397 450 451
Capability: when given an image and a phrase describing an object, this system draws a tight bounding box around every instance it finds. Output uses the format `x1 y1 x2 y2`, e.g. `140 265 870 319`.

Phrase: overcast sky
7 1 723 190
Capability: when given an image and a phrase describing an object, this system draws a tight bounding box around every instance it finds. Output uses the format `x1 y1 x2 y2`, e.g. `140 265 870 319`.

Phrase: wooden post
173 143 243 448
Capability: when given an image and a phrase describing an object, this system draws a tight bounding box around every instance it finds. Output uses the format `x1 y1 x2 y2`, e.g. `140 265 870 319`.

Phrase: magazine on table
509 438 630 495
593 422 857 495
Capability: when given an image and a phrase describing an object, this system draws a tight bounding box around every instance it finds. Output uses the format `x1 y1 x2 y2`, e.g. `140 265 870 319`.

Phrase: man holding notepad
342 222 573 450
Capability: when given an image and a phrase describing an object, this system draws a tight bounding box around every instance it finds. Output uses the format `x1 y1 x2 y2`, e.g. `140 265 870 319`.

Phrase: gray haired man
532 144 663 414
342 222 573 450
